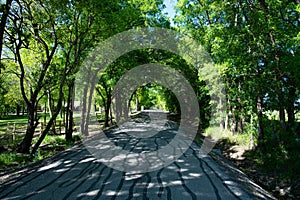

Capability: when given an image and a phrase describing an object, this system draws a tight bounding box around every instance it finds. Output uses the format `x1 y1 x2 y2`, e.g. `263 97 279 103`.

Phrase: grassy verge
0 114 83 173
202 125 300 199
0 114 88 175
0 134 82 173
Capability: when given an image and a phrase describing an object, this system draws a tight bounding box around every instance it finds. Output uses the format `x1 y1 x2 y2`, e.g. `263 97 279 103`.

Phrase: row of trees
0 0 173 154
94 47 210 130
2 0 299 155
175 0 300 141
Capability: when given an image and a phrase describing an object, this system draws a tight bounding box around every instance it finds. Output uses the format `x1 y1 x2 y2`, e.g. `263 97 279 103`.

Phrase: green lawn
0 115 28 127
0 113 82 172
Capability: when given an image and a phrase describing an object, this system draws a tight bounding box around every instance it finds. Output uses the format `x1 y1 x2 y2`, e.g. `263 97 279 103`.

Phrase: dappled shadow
0 117 275 199
212 127 300 199
0 145 237 199
213 138 239 159
240 137 300 199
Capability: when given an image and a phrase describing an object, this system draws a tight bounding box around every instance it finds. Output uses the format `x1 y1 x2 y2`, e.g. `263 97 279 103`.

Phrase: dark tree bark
32 73 66 154
0 0 13 72
95 78 112 128
287 80 296 129
80 68 90 135
257 93 264 141
278 95 286 131
13 0 59 153
16 104 21 116
18 98 39 153
104 91 111 127
65 79 75 141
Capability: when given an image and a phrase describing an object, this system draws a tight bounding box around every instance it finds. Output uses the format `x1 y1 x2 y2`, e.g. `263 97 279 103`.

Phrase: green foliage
247 132 300 181
0 133 82 170
134 84 167 110
0 152 29 170
204 126 254 147
175 0 300 139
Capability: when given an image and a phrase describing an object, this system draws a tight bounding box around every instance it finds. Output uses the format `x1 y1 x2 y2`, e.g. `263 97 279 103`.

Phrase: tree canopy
0 0 299 164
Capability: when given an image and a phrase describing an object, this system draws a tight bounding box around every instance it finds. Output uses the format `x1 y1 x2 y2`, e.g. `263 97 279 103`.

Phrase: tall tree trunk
296 122 300 136
136 95 139 112
0 0 13 73
279 101 286 130
17 100 39 153
79 66 99 135
43 100 47 127
104 93 111 128
47 90 56 135
257 93 264 141
84 74 98 135
32 95 63 155
68 91 74 138
287 107 295 129
80 85 88 135
65 79 74 141
115 87 121 123
31 66 67 155
287 83 296 129
65 90 70 138
47 90 53 118
225 113 229 130
219 98 224 129
16 104 21 116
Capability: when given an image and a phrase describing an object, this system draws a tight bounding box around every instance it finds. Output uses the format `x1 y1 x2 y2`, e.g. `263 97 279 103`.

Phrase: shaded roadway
0 111 276 199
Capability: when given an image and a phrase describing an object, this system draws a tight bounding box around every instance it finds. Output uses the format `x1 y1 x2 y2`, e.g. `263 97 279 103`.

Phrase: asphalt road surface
0 111 275 199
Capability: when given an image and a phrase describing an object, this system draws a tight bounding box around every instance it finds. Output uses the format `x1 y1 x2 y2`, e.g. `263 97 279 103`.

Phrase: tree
175 0 300 144
4 0 73 153
0 0 13 72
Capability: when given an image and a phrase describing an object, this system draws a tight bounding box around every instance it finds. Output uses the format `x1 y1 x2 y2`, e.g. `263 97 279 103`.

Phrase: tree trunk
225 113 228 130
47 90 53 118
32 97 63 155
16 104 21 116
287 84 296 129
115 88 121 123
0 0 13 72
279 103 286 130
65 89 70 137
31 67 67 155
80 69 91 135
296 122 300 136
287 107 295 129
44 100 47 125
104 93 111 128
136 95 139 112
65 80 74 141
257 94 264 141
84 74 98 134
46 91 56 134
17 103 38 153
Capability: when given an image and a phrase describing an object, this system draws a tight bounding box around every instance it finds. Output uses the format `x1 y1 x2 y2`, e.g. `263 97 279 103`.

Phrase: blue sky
163 0 177 24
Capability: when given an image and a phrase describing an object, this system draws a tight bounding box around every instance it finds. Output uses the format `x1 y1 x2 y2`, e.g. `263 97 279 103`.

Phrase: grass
0 134 82 172
203 121 300 198
0 152 30 169
0 115 28 127
0 114 83 173
203 126 255 149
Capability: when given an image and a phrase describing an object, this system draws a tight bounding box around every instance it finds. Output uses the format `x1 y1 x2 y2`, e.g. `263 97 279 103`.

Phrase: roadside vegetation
203 116 300 199
0 114 83 173
0 0 299 198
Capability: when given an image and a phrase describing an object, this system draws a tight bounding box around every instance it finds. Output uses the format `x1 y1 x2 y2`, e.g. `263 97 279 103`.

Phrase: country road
0 111 275 200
